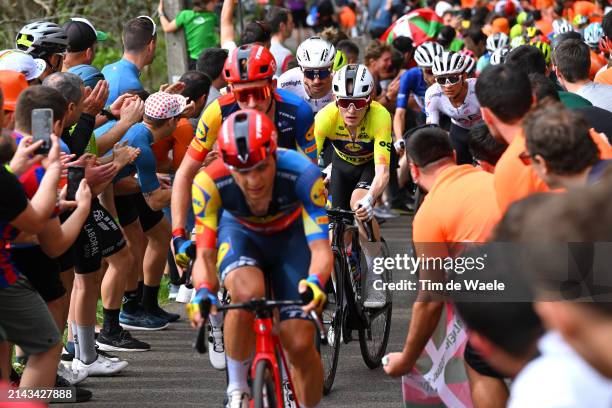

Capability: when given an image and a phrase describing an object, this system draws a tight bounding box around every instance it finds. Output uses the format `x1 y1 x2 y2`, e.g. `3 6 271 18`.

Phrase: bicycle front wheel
253 359 279 408
321 252 344 395
358 239 393 368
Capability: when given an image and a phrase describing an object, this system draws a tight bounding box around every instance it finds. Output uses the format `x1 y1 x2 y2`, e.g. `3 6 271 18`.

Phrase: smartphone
31 108 53 155
67 166 85 201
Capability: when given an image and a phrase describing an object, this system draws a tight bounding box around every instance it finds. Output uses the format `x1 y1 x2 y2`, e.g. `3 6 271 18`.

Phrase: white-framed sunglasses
137 15 157 38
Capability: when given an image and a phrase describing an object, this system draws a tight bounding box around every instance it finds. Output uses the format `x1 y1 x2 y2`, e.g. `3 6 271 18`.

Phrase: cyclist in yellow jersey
314 63 391 308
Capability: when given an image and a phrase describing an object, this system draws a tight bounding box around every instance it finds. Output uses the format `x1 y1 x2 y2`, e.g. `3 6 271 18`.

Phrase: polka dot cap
144 91 187 119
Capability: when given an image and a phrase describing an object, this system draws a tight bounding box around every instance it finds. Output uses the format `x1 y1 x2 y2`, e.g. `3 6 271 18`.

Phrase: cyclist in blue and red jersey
187 109 331 408
171 44 317 267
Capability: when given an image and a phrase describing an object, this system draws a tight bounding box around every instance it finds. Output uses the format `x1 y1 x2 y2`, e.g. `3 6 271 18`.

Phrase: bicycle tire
358 239 393 369
321 252 344 395
253 359 279 408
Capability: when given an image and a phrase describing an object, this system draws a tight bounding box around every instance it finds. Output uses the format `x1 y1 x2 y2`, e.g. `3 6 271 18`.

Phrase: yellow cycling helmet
533 41 551 64
333 50 348 72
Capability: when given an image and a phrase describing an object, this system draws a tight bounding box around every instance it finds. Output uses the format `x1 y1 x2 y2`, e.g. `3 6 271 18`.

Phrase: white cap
0 49 45 81
435 1 453 17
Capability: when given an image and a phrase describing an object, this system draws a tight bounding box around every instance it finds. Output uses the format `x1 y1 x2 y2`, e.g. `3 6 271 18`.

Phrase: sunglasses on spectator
232 85 272 103
303 69 332 80
336 97 370 110
138 15 157 38
436 75 461 86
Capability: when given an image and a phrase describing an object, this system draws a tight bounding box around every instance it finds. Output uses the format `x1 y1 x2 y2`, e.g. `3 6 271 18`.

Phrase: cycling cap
296 37 336 69
16 21 68 58
432 51 465 76
414 42 444 68
223 44 276 84
486 32 509 52
332 64 374 98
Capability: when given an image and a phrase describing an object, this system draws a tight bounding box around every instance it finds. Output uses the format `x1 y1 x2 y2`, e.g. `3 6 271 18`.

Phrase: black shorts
330 152 375 210
114 193 164 232
449 124 473 166
291 9 307 27
9 246 65 302
464 341 505 379
58 199 126 274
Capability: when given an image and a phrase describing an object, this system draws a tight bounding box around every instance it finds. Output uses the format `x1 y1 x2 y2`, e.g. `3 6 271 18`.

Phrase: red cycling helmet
218 109 277 171
223 44 277 84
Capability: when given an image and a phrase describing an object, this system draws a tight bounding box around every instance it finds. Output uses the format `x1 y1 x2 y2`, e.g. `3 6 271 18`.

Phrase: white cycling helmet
16 21 68 58
414 41 444 68
432 51 465 76
486 32 509 52
490 47 510 65
332 64 374 98
552 19 574 35
296 36 336 69
462 55 476 74
584 22 603 47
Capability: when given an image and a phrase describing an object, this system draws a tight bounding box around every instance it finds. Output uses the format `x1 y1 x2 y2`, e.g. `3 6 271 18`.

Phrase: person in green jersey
158 0 220 69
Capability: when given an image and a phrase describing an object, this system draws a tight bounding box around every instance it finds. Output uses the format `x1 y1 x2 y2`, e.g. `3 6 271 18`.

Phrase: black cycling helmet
16 21 68 59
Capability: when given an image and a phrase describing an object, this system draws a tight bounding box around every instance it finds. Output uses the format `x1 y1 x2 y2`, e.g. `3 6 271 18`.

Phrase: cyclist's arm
191 171 222 291
424 88 440 125
393 108 406 142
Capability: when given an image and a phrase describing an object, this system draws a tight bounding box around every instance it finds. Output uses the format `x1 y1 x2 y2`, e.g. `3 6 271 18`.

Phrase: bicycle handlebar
326 207 375 242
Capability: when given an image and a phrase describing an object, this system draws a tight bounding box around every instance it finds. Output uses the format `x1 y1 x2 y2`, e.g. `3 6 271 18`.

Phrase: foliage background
0 0 169 90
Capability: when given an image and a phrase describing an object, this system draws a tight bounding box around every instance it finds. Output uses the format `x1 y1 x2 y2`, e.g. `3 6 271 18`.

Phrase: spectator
469 123 507 173
0 49 45 85
102 16 158 104
196 47 228 109
523 102 612 188
265 6 296 76
158 0 220 70
62 17 108 71
463 27 487 58
0 71 29 129
594 11 612 85
392 36 415 68
367 0 400 38
285 0 309 43
553 39 612 112
15 21 68 80
336 39 359 64
318 26 348 46
365 40 397 109
240 20 272 48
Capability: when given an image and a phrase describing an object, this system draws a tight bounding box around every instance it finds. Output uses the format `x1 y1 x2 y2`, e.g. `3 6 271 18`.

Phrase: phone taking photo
67 166 85 201
31 108 53 155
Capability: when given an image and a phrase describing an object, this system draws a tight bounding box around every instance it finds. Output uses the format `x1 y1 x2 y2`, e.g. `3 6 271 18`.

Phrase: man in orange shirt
594 12 612 85
382 125 506 407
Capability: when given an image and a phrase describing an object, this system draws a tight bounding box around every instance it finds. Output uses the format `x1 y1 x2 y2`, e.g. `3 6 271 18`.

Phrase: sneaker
119 309 169 331
148 305 180 322
57 362 87 385
61 347 74 366
176 284 194 303
282 380 297 408
226 390 250 408
72 354 128 376
53 375 93 403
208 324 226 370
373 204 399 219
168 283 180 300
97 329 151 352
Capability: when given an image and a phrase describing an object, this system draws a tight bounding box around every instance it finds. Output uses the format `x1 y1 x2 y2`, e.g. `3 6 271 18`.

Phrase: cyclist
171 43 316 266
425 51 482 165
188 110 331 408
393 41 443 140
476 32 509 74
15 21 68 80
314 63 391 308
277 36 335 114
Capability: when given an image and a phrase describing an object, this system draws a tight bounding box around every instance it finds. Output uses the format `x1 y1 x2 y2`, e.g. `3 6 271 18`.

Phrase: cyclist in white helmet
15 21 68 79
490 47 510 65
393 41 443 141
476 32 509 74
425 51 483 164
277 36 335 114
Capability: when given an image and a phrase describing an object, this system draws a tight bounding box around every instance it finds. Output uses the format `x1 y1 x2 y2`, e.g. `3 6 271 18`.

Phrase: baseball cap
144 92 187 120
0 49 45 81
63 18 108 52
68 64 105 88
0 71 29 111
491 17 510 35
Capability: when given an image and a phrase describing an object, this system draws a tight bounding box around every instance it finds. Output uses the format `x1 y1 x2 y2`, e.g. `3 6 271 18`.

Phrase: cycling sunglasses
232 85 272 103
336 97 370 110
303 68 332 80
137 15 157 38
436 75 461 86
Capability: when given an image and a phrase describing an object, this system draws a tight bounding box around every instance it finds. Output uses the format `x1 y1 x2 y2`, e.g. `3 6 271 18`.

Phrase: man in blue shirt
102 16 157 105
113 91 191 330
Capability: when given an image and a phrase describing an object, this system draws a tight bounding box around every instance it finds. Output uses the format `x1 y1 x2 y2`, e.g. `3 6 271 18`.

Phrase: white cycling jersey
277 67 334 114
425 78 482 129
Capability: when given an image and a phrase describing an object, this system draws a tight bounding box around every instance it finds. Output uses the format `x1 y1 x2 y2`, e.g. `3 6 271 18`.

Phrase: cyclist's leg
218 215 265 396
449 123 473 165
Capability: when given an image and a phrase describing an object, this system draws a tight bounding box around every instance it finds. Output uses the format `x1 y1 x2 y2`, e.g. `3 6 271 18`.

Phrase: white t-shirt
424 78 482 129
270 39 294 77
277 67 334 114
575 81 612 112
508 332 612 408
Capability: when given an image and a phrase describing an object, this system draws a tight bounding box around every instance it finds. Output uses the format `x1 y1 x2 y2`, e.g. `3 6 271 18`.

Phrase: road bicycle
320 208 393 394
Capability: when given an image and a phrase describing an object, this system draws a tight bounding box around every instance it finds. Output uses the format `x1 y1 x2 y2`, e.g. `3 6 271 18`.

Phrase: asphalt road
59 215 415 407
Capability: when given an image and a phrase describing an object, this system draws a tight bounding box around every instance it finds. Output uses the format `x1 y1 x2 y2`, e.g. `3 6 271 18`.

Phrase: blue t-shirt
101 59 143 105
396 68 428 111
94 120 116 139
113 123 159 193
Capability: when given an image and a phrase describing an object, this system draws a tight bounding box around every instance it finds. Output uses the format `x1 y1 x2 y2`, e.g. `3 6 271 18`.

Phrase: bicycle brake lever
193 299 211 354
